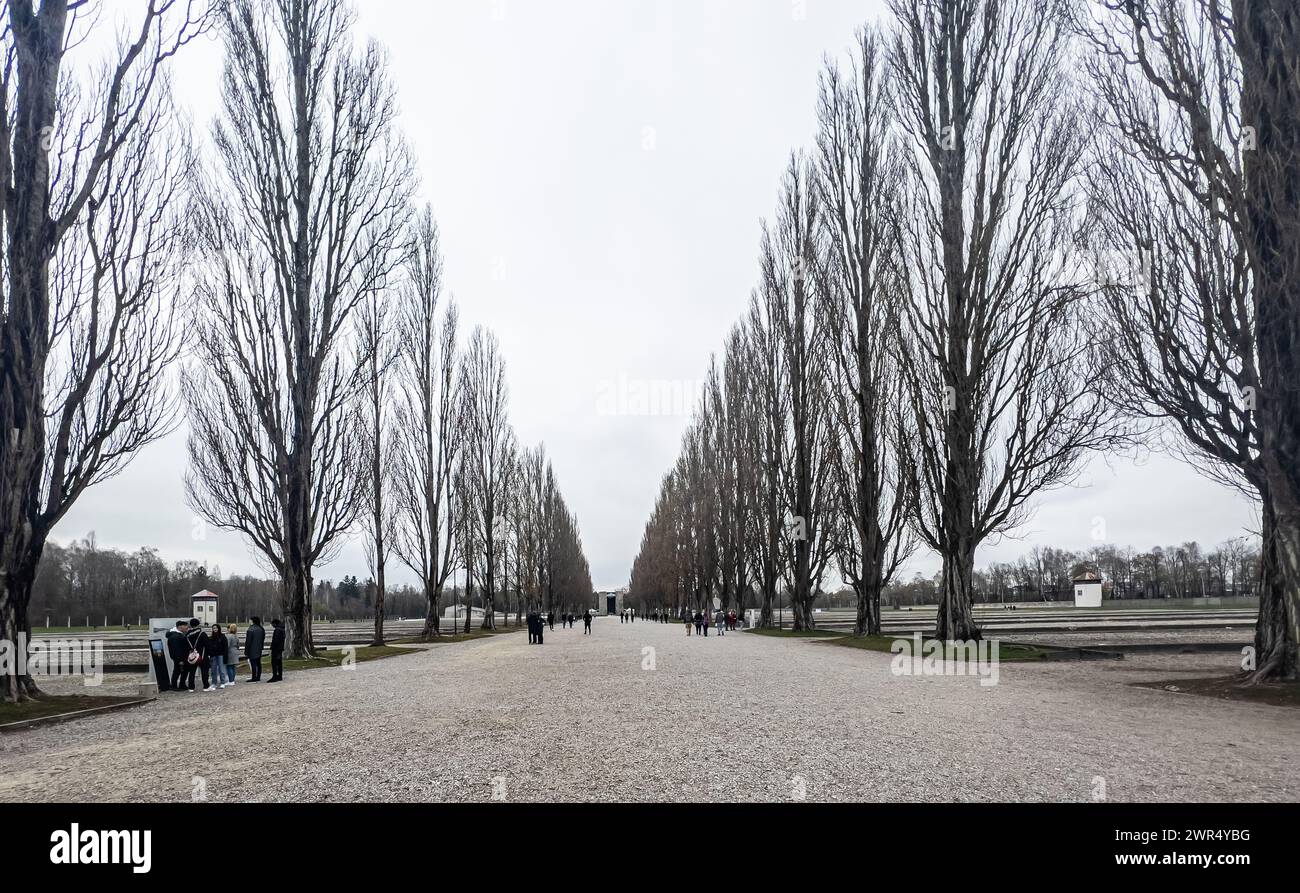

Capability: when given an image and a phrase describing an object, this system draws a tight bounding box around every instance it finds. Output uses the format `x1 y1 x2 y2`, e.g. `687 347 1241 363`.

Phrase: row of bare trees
182 0 592 656
629 0 1300 681
0 0 592 707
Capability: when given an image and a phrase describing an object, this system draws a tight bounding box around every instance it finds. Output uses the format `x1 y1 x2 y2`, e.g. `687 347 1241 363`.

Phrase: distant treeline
631 536 1262 613
30 534 496 628
881 539 1261 607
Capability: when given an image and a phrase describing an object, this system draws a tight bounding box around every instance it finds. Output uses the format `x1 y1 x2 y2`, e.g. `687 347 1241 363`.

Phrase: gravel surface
0 617 1295 803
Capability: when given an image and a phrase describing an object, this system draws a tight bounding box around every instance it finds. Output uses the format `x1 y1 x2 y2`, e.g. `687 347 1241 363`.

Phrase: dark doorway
606 595 616 615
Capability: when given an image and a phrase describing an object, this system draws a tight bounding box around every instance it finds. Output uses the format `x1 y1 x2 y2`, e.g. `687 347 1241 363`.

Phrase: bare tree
355 274 398 647
721 324 758 616
183 0 413 657
1081 0 1300 680
815 26 916 636
888 0 1117 641
459 326 513 630
745 274 788 628
0 1 209 702
392 207 461 640
764 154 837 631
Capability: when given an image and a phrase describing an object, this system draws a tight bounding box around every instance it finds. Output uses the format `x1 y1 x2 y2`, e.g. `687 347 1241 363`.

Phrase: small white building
1072 572 1103 608
191 590 219 626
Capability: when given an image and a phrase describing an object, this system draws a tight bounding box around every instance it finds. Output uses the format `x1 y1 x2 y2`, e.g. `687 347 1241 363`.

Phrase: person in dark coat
184 619 209 691
268 618 285 682
165 620 190 692
583 610 592 635
244 617 266 682
547 611 554 632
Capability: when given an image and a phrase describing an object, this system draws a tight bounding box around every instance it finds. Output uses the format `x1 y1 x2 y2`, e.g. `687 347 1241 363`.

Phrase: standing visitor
693 610 703 636
268 619 285 683
716 610 725 636
166 620 190 692
225 624 240 684
205 624 228 691
583 610 593 635
702 611 710 637
245 617 265 682
684 612 692 636
184 618 209 692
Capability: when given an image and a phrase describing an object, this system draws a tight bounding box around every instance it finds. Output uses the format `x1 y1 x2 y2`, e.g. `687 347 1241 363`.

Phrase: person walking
244 617 266 682
224 624 240 685
184 619 209 691
693 610 703 636
205 624 228 691
548 611 555 632
684 611 692 636
583 610 592 635
715 610 725 636
702 611 710 637
165 620 191 692
268 619 285 683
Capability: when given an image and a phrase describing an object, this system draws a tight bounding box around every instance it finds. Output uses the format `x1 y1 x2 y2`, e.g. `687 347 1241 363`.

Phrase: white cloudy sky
54 0 1258 590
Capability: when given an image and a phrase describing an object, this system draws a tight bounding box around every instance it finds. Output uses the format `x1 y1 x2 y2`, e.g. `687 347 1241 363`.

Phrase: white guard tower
191 590 220 626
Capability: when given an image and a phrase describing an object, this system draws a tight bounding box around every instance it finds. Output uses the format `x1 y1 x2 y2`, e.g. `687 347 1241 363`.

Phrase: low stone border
0 697 156 734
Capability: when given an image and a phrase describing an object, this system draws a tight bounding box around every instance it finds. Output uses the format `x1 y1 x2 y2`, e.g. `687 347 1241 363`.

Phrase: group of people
679 608 738 636
529 609 595 643
164 616 286 692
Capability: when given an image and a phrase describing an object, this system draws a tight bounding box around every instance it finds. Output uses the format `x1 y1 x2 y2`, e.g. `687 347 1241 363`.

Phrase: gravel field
0 617 1295 803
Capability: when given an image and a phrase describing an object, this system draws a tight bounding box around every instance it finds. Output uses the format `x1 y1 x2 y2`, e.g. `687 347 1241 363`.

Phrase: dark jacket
207 632 227 658
270 625 286 655
165 629 189 661
245 623 266 660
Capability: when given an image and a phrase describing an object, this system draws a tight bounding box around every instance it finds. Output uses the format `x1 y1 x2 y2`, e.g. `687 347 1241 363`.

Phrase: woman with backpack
183 619 208 691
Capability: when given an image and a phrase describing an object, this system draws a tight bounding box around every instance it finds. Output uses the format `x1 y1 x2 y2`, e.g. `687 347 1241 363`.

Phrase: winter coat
165 628 189 661
245 623 266 660
206 632 227 658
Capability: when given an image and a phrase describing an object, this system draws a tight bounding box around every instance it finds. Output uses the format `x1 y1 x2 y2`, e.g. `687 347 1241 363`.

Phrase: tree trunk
282 562 314 658
463 581 472 634
0 568 42 703
854 576 883 637
936 544 981 642
420 576 441 640
371 563 386 647
1252 494 1300 681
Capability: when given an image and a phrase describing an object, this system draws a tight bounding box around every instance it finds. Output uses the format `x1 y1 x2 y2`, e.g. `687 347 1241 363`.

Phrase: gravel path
0 618 1295 803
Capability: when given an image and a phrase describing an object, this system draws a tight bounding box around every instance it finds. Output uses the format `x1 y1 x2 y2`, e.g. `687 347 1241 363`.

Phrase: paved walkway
0 618 1295 802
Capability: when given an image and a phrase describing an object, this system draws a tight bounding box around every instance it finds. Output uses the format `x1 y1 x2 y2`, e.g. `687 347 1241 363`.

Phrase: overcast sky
54 0 1259 591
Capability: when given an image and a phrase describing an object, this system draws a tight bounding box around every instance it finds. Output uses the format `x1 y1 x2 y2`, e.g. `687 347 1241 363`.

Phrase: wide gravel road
1 617 1295 802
